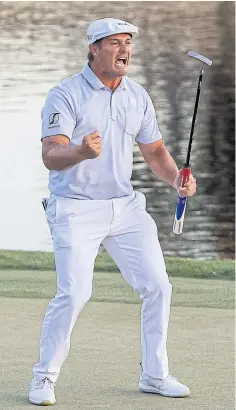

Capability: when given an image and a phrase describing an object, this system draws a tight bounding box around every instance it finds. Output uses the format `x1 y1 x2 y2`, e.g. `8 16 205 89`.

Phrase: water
0 2 234 258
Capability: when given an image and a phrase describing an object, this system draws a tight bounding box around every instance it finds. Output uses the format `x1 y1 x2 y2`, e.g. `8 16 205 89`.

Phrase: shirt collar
81 63 127 91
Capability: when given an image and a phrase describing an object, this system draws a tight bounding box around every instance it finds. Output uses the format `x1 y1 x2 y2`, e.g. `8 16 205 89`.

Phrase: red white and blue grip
173 167 191 235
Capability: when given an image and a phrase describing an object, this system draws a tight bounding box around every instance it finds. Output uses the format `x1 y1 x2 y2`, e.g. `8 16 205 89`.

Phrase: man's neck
89 63 122 91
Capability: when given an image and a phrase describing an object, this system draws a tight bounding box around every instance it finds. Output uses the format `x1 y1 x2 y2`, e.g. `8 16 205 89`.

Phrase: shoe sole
29 399 56 406
139 383 191 398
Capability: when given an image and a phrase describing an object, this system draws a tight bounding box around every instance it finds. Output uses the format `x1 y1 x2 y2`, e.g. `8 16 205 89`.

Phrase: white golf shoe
139 372 191 397
29 377 56 405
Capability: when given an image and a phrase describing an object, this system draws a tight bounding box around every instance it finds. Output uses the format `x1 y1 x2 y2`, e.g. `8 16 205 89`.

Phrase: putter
173 51 213 235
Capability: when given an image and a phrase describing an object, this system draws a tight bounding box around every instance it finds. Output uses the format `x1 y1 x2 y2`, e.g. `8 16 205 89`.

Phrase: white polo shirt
41 64 162 200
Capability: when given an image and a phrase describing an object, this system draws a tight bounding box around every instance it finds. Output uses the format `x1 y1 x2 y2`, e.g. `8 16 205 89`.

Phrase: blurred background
0 1 235 259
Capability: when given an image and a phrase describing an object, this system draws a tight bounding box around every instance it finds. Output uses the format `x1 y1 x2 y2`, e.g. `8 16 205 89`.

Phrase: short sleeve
41 85 76 140
136 92 162 144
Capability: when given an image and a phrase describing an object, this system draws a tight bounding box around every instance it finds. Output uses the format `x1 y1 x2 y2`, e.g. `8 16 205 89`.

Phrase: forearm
147 145 179 188
43 143 86 171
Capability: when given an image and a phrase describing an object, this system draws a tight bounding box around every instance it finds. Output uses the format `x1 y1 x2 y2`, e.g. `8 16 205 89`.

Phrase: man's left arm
138 140 197 197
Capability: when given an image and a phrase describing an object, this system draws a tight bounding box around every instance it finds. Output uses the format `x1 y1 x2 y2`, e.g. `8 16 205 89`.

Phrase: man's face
91 33 133 77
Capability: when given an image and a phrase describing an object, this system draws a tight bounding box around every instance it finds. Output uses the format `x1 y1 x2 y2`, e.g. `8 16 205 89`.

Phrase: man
29 18 196 405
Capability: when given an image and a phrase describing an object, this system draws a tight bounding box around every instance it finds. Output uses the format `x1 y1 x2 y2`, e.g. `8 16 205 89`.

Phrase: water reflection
0 2 234 258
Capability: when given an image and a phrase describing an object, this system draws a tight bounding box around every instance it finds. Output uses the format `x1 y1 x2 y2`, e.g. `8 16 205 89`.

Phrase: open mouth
115 57 128 67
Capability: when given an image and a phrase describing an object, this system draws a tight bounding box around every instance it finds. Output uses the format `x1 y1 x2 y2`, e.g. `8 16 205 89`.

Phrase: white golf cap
86 18 139 44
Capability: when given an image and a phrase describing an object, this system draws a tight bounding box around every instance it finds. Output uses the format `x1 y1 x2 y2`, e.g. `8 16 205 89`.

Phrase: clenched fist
80 131 102 159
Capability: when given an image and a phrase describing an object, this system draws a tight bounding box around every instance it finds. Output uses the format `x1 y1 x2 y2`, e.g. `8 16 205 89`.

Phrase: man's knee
139 274 172 299
56 286 92 312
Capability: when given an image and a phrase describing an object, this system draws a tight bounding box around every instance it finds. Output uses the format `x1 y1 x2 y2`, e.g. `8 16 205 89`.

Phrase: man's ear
89 44 99 57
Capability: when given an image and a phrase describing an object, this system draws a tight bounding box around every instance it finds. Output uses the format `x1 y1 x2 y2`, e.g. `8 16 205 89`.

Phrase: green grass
0 249 234 280
0 299 234 410
0 270 234 309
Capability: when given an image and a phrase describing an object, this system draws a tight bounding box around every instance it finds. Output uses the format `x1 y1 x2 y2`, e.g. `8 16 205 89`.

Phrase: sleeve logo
49 113 60 125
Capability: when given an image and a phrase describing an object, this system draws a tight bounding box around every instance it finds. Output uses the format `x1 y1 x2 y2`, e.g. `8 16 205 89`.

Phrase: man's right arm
42 132 102 171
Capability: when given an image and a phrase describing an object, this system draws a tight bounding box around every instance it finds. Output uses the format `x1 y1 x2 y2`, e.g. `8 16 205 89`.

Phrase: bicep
42 134 70 158
138 139 164 163
41 86 76 141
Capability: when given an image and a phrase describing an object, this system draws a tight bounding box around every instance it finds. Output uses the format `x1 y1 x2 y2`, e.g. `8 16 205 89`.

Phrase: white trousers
33 191 172 383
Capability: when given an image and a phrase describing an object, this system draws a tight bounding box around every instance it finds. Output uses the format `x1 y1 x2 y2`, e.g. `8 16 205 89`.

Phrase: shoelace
157 375 180 388
167 375 179 382
32 378 55 390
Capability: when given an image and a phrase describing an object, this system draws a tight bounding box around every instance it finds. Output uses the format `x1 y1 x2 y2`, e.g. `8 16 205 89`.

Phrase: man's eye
112 41 118 45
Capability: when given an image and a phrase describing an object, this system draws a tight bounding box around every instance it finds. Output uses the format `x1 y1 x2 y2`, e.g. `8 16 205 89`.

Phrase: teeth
115 57 127 66
115 59 126 66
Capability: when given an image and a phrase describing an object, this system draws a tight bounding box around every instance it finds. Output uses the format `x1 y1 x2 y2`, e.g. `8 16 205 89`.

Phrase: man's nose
119 45 128 53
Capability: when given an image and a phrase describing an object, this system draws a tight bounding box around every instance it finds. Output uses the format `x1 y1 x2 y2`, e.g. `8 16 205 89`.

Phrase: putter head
187 51 212 66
